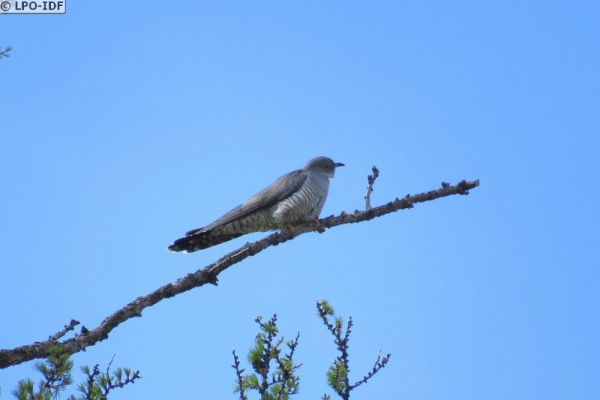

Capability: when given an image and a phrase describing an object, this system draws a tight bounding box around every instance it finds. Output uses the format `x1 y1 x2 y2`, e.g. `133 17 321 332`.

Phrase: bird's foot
285 223 298 235
312 218 325 233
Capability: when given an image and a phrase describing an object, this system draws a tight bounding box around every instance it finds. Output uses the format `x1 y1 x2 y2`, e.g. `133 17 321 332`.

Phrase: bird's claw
312 218 325 233
285 223 298 235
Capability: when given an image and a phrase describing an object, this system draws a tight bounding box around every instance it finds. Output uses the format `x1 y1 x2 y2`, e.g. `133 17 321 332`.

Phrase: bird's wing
185 170 307 236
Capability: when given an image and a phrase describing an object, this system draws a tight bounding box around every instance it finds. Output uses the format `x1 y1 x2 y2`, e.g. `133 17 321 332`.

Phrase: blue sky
1 1 599 399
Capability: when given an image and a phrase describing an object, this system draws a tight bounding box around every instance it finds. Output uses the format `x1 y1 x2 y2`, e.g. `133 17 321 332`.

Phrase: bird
168 156 344 253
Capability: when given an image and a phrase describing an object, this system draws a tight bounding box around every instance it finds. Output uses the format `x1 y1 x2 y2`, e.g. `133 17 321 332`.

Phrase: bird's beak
335 162 345 168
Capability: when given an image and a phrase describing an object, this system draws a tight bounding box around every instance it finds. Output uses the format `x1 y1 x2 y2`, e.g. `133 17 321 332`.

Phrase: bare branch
0 178 479 369
232 350 247 400
48 319 80 342
351 351 391 390
364 166 380 210
0 46 12 58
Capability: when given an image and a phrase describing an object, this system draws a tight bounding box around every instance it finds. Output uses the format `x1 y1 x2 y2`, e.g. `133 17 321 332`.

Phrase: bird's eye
323 164 331 169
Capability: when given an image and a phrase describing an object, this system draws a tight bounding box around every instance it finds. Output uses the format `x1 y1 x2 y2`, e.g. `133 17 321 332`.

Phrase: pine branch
0 177 479 369
318 300 390 399
234 314 301 398
76 359 141 399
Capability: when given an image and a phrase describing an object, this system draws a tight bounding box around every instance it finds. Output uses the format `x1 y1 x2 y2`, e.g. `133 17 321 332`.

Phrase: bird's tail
167 230 244 253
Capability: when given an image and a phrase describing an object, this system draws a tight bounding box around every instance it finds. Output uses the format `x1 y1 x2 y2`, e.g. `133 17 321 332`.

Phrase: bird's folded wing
185 170 307 236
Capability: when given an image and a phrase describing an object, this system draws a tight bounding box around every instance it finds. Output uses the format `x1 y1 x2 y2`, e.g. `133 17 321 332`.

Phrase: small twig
0 46 12 58
351 351 391 390
106 354 115 378
287 332 300 361
232 350 247 400
274 332 301 400
48 319 80 342
365 166 380 210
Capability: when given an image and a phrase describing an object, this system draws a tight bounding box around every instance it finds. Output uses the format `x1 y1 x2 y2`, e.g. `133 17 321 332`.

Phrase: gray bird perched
168 156 344 253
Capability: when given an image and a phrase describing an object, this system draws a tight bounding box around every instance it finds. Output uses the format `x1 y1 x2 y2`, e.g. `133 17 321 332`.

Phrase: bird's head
303 156 345 179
